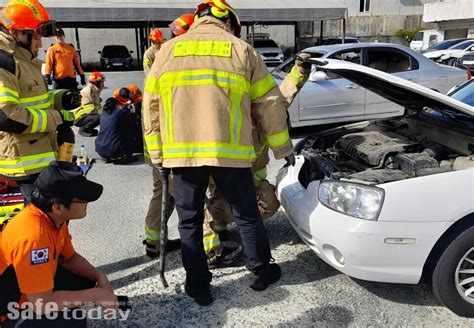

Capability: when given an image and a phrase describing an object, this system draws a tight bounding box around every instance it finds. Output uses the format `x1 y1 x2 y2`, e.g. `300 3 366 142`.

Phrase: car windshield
450 40 474 50
450 80 474 107
254 40 278 48
429 39 464 50
102 46 129 58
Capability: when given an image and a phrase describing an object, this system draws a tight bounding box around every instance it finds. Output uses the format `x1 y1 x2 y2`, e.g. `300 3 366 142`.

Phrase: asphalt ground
68 71 474 327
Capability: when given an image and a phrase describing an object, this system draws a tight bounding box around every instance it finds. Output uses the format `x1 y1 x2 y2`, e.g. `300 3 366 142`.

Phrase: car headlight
318 181 384 221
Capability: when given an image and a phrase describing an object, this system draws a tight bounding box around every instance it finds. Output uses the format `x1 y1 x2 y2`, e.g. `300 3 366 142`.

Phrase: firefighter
169 13 195 37
44 28 85 90
72 71 105 137
0 0 80 201
143 28 164 77
143 0 294 305
204 54 312 266
0 161 118 326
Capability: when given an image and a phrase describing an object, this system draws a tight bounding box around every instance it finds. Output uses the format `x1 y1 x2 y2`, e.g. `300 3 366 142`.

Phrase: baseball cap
35 161 103 202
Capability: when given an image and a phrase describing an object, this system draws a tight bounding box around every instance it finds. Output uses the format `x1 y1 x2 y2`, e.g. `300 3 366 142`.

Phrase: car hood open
310 58 474 117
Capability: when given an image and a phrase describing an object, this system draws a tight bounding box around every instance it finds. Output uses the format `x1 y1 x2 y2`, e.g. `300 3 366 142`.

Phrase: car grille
262 52 279 58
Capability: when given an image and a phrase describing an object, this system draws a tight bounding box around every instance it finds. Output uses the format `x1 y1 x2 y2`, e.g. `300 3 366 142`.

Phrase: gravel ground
67 71 474 327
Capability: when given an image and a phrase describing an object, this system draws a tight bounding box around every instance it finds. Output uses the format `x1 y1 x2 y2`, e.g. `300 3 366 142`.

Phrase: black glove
154 164 170 176
80 74 86 86
62 89 81 110
57 124 75 146
44 75 52 85
295 53 312 70
284 153 296 167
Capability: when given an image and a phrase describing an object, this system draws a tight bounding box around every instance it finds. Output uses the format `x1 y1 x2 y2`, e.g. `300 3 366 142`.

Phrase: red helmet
194 0 241 37
88 72 104 83
149 28 164 43
169 14 194 37
0 0 56 37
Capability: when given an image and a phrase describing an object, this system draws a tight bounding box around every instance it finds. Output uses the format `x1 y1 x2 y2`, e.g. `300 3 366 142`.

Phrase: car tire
432 225 474 317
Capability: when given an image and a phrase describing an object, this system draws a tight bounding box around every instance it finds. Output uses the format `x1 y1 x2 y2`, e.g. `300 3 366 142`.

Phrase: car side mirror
470 46 474 51
309 70 329 82
130 50 134 54
98 51 102 54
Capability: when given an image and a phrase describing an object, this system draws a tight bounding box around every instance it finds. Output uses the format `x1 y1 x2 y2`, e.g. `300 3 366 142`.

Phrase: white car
277 58 474 317
424 39 474 66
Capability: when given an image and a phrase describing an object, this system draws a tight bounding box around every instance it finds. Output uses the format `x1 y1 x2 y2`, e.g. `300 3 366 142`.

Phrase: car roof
302 42 412 53
310 58 474 117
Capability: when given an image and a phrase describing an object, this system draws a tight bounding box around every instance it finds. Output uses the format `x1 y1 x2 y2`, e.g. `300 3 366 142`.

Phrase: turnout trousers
172 166 272 288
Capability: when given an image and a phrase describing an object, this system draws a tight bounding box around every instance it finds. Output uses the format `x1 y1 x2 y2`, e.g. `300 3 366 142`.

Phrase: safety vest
0 32 66 178
143 17 293 169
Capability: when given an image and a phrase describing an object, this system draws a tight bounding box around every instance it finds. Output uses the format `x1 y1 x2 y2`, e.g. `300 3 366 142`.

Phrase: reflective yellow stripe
229 91 244 144
174 41 232 58
145 226 160 241
0 87 20 103
289 66 307 87
162 88 173 144
267 130 290 148
144 134 162 151
20 93 50 108
254 167 267 181
144 59 153 67
73 103 99 120
250 73 277 101
144 76 160 94
163 142 256 160
203 233 221 253
48 89 63 108
26 107 47 133
0 151 57 175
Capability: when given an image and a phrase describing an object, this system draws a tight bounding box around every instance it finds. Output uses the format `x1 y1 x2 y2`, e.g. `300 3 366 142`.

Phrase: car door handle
346 84 359 89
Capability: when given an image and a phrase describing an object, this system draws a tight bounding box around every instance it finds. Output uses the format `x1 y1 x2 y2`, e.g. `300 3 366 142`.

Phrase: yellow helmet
194 0 241 37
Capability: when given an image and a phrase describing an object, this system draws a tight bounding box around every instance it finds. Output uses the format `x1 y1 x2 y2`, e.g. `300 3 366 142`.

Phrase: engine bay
298 117 474 187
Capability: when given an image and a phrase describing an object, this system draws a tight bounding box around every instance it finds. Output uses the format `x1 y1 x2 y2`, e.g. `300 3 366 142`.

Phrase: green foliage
395 28 421 45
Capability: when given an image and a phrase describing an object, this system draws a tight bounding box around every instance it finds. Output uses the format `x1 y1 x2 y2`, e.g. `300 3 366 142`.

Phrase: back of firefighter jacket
143 17 293 168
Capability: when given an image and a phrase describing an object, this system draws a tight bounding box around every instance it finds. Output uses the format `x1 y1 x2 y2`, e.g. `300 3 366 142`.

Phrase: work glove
62 89 81 110
154 164 170 176
295 52 312 75
59 110 75 126
284 153 296 167
80 74 86 86
44 75 52 85
57 124 75 146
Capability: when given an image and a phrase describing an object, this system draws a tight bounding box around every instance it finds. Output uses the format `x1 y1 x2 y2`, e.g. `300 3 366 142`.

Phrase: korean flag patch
31 248 49 265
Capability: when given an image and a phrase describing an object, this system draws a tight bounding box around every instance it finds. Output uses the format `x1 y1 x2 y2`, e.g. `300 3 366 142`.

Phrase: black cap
56 28 65 36
35 162 103 202
119 87 132 100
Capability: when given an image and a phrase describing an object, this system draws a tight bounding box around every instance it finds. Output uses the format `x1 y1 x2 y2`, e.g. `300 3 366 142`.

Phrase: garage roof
30 0 347 23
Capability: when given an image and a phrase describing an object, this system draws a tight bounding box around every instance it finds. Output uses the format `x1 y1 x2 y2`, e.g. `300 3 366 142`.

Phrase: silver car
272 43 470 129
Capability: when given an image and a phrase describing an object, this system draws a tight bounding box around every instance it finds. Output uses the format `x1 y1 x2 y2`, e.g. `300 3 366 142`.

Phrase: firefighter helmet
149 28 164 43
194 0 241 37
88 72 104 83
0 0 56 37
169 14 194 37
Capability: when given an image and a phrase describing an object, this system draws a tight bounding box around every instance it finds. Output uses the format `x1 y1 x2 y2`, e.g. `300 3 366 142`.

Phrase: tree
395 28 421 45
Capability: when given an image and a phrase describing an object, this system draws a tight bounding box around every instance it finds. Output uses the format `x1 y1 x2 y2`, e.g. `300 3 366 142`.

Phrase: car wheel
432 225 474 317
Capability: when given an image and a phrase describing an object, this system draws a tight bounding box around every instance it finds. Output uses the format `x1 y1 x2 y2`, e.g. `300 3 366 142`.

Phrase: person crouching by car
94 98 138 165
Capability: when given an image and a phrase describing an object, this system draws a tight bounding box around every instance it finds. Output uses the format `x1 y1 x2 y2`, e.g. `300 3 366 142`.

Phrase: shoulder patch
0 49 15 75
30 247 49 265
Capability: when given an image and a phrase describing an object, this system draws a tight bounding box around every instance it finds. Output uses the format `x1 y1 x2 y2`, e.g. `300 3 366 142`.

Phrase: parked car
315 37 359 46
424 39 474 66
252 38 284 66
419 38 468 54
277 58 474 317
99 45 133 70
460 51 474 72
272 43 469 128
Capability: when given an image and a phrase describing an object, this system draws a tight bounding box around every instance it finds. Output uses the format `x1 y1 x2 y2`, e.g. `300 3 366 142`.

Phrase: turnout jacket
143 17 293 168
0 32 65 178
72 83 102 122
143 44 161 78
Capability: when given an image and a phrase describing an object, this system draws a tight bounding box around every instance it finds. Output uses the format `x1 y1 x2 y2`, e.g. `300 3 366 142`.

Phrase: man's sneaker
208 245 243 269
184 284 213 306
143 239 181 259
78 129 98 137
250 263 281 291
113 155 138 165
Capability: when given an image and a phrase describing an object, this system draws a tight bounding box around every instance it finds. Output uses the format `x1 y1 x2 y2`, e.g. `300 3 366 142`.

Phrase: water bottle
80 145 87 158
